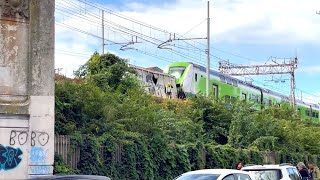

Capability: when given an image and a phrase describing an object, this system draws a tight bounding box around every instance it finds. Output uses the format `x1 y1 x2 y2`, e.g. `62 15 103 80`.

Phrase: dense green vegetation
55 53 320 179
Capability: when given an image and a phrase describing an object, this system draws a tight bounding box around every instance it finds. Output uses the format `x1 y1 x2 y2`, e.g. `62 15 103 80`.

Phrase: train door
242 93 247 101
213 84 218 97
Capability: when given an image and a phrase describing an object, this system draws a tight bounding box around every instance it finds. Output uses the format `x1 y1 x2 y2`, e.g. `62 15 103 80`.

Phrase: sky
55 0 320 103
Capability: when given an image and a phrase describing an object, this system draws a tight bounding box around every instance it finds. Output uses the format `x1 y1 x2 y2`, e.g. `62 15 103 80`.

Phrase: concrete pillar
0 0 55 179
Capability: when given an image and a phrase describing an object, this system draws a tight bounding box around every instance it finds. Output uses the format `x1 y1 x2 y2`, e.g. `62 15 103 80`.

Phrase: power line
73 0 269 65
56 1 261 70
71 0 219 63
181 18 207 37
56 0 319 103
76 0 170 34
56 2 210 66
56 49 93 56
56 52 90 58
57 1 163 44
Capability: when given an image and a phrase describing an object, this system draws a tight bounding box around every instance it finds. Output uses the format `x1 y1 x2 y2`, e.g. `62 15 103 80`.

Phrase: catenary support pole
206 0 210 97
102 10 105 54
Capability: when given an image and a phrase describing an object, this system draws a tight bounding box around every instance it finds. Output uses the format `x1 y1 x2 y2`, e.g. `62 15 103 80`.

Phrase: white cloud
118 0 320 44
297 65 320 75
54 0 320 76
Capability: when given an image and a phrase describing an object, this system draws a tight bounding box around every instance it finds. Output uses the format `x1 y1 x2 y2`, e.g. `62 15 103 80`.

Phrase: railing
54 135 80 169
55 134 315 170
54 135 122 169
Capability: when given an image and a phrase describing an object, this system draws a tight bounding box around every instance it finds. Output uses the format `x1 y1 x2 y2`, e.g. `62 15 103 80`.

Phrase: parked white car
174 169 255 180
242 163 302 180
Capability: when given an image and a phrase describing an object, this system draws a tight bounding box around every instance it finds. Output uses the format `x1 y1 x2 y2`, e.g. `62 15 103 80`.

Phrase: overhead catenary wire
56 2 209 66
73 0 269 65
55 0 319 102
67 0 220 63
57 1 164 44
56 1 264 72
180 18 207 37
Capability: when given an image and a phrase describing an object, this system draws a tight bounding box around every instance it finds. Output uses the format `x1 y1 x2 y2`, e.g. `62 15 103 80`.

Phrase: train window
225 95 230 103
195 73 198 82
242 93 247 100
226 78 232 85
250 94 256 101
316 113 319 118
306 110 310 117
232 97 237 103
232 79 238 87
220 75 226 83
313 112 316 118
169 67 185 79
269 100 272 106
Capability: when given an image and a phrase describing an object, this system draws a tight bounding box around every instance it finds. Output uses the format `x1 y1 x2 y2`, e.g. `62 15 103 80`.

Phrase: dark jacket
300 168 310 179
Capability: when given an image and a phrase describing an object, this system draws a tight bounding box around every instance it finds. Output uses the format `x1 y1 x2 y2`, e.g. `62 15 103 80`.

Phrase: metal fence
55 135 288 170
54 135 80 169
54 135 122 169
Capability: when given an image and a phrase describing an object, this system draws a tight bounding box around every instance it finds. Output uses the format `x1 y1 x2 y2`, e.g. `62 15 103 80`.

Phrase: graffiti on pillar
0 144 23 171
30 166 50 175
9 130 49 146
31 131 49 147
29 140 51 174
29 146 47 165
9 130 28 145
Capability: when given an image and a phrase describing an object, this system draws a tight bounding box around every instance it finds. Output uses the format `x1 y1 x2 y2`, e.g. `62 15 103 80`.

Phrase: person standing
165 82 173 99
297 162 310 180
309 162 320 180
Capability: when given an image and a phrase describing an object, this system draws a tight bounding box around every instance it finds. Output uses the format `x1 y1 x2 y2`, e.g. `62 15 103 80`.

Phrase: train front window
169 67 185 79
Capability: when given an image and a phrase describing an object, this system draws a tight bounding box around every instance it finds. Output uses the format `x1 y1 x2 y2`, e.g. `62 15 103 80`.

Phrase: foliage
55 53 320 179
54 153 77 175
74 52 139 92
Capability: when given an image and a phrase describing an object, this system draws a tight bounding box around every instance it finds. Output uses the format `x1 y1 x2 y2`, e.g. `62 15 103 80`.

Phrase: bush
55 53 320 179
54 153 77 175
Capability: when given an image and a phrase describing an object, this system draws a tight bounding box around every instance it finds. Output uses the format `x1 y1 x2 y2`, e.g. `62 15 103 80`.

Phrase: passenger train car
164 62 320 122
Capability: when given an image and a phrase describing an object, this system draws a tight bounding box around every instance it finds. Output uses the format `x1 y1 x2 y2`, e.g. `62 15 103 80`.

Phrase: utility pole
206 0 210 97
102 10 105 54
290 67 296 107
219 57 298 107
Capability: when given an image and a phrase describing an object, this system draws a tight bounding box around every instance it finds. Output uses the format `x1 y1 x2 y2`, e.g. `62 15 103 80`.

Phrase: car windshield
175 174 220 180
244 169 281 180
169 67 185 79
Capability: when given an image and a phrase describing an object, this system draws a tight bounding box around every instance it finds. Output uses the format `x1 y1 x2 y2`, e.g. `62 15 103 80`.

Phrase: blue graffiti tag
0 144 23 171
30 166 51 175
29 146 47 165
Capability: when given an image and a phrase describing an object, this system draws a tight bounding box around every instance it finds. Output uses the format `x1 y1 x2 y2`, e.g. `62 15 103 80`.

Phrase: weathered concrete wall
0 0 55 179
131 65 177 99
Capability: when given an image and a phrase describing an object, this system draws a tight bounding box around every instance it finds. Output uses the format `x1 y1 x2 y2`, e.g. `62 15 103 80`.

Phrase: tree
74 53 138 92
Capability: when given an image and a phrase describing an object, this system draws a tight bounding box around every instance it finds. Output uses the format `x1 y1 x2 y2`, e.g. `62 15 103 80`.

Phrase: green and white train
164 62 320 122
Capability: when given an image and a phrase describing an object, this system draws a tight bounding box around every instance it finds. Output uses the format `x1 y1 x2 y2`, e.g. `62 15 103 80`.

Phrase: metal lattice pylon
218 57 298 107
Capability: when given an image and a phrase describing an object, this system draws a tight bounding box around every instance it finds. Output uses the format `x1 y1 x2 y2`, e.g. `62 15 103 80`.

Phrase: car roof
242 164 295 170
28 175 111 180
182 169 251 176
